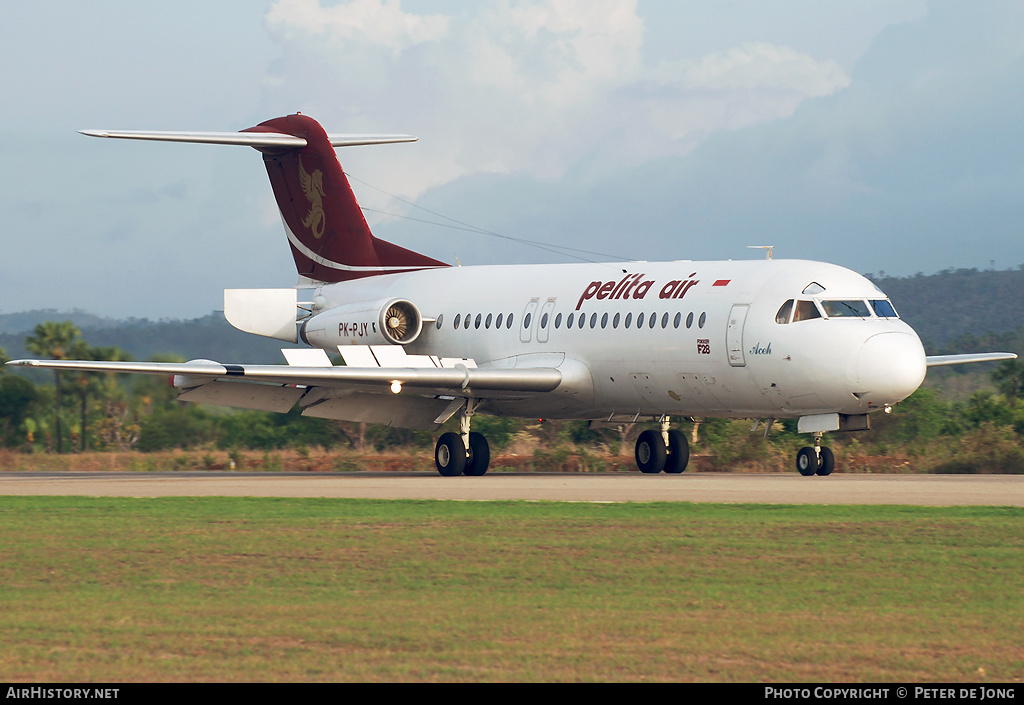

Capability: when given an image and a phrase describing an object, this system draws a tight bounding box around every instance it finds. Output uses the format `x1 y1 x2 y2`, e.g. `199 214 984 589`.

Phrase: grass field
0 497 1021 682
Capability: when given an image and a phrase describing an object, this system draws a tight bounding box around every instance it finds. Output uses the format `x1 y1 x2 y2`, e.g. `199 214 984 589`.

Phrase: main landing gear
433 399 491 477
634 418 690 474
796 432 834 476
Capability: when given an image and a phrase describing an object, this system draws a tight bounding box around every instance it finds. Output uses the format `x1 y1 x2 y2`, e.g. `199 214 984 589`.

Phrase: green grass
0 498 1021 682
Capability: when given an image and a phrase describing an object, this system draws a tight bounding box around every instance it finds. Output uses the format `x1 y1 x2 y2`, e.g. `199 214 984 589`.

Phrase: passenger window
496 313 504 329
698 312 706 329
555 313 562 328
454 314 461 329
637 312 645 328
613 313 620 329
464 313 471 330
686 312 693 329
793 300 821 322
625 312 633 328
871 300 899 318
649 314 657 329
475 314 482 329
485 313 492 329
590 313 598 329
507 314 514 329
567 312 574 328
661 312 669 328
601 313 608 329
674 312 681 329
578 314 585 329
776 299 794 324
436 314 444 330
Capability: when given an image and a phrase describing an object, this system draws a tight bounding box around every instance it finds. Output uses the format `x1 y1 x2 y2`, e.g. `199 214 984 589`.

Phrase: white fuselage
307 259 927 422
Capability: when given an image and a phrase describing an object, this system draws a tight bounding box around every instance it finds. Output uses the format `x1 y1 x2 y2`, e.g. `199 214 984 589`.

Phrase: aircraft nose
853 332 926 404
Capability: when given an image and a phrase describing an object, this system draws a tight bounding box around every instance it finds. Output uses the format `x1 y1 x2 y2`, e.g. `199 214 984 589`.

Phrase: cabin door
727 304 750 367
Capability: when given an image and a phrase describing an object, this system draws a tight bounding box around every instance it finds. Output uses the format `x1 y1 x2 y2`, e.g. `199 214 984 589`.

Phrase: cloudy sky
1 0 1021 319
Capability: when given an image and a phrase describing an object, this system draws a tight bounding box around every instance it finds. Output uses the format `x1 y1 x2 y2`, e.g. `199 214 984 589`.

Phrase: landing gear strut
634 417 690 474
796 432 834 476
434 399 491 477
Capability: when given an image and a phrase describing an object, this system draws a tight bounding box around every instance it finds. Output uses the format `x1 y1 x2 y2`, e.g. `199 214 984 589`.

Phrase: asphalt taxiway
0 471 1021 505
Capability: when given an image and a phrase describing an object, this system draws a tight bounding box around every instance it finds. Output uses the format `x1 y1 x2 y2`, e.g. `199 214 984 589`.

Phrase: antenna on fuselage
748 245 774 260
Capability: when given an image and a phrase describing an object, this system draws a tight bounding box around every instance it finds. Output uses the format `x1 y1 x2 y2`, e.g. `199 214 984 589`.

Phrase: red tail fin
243 114 447 284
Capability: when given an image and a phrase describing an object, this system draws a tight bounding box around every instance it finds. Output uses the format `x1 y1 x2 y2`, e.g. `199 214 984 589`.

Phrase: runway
1 471 1022 505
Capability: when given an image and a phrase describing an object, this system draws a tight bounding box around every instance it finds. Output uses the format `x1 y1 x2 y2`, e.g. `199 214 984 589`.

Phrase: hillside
0 312 287 365
868 268 1024 349
0 310 120 336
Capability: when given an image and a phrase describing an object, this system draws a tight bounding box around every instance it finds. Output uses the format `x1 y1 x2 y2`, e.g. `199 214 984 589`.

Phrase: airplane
8 113 1017 477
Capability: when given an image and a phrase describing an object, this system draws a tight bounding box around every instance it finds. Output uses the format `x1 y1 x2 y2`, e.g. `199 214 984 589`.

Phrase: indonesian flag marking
713 279 731 287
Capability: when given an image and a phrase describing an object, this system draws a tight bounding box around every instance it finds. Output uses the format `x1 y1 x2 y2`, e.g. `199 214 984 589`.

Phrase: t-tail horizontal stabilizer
81 114 450 285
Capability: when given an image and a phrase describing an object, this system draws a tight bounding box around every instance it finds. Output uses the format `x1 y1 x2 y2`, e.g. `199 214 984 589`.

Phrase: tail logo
298 156 326 239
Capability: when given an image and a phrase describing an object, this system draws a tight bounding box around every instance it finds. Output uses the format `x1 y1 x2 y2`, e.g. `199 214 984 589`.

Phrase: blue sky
1 0 1021 319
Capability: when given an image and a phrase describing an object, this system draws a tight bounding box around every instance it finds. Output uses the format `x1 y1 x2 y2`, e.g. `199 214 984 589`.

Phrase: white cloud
265 0 449 55
261 0 850 202
466 0 644 105
666 42 848 95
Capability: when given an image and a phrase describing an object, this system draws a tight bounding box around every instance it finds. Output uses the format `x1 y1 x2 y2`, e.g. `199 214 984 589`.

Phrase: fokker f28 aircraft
9 114 1016 476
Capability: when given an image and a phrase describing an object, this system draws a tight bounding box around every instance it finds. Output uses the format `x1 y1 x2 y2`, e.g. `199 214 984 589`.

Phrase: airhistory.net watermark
6 689 118 700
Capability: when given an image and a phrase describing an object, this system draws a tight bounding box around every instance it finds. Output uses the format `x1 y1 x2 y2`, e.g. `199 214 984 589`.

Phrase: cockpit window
792 300 822 322
871 299 899 318
776 299 794 324
821 300 872 318
802 282 826 295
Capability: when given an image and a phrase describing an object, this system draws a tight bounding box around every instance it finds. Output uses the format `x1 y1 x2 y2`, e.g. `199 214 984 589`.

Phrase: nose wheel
796 433 834 476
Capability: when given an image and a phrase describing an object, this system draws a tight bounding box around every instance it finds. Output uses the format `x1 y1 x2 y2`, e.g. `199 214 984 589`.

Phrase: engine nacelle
300 298 424 347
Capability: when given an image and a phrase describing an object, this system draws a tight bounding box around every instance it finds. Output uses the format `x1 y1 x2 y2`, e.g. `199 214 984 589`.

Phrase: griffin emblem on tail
298 155 325 239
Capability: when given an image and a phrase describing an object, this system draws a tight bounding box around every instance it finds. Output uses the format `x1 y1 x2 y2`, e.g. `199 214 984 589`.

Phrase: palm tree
25 321 81 453
65 341 133 452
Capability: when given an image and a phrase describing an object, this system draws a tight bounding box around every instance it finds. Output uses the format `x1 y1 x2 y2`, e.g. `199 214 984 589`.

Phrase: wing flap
177 381 307 413
302 393 457 431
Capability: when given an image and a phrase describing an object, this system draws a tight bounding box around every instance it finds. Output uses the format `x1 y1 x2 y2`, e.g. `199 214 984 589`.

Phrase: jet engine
300 298 424 347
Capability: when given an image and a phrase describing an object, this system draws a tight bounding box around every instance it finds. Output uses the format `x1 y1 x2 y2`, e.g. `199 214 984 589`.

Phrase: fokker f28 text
10 114 1015 476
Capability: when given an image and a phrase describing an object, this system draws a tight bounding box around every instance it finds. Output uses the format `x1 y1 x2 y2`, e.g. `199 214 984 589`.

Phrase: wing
926 352 1018 367
7 353 561 432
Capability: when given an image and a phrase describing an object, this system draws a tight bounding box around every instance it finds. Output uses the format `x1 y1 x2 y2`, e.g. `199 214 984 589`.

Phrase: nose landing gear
796 432 834 476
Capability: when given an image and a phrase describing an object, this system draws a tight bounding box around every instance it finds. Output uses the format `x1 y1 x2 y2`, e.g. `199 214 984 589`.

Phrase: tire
635 430 667 474
665 429 689 473
816 447 835 476
435 432 466 477
464 432 491 476
796 447 817 476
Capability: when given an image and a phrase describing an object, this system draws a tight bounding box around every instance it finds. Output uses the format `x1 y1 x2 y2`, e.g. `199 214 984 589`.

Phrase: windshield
821 300 872 318
871 299 899 318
